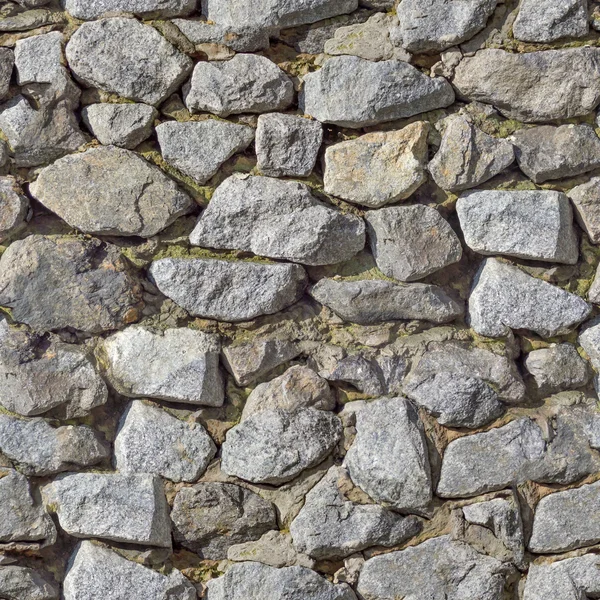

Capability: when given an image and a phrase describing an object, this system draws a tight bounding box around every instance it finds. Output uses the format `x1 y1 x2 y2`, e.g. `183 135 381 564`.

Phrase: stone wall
1 0 600 598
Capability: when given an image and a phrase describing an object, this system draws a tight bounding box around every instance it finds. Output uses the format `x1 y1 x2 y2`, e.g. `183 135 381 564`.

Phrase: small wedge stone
0 176 29 242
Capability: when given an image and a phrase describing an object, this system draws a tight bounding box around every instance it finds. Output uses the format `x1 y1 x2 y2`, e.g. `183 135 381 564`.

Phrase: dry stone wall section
1 0 600 598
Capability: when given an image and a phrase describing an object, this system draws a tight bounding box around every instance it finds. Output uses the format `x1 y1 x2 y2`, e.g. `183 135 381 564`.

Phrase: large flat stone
513 0 588 42
101 326 224 406
30 146 194 237
0 235 144 334
302 56 455 128
149 258 307 322
457 190 578 264
452 48 600 122
190 176 365 266
468 258 591 338
63 0 196 19
66 17 192 106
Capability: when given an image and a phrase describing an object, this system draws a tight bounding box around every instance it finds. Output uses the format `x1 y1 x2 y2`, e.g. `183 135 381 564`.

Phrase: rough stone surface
171 482 277 559
66 17 193 105
525 343 590 396
0 415 107 476
0 469 55 545
0 49 13 100
428 115 515 192
0 235 144 333
568 177 600 244
358 536 507 600
302 56 455 128
365 205 462 282
579 320 600 370
81 103 157 149
43 473 171 547
310 278 463 325
184 54 294 117
513 0 588 42
290 466 421 559
64 0 197 19
0 176 29 242
149 258 307 321
456 190 579 264
63 541 196 600
201 0 359 29
242 365 334 421
0 566 59 600
101 326 224 406
157 120 254 183
190 176 365 266
30 146 193 237
205 561 357 600
227 530 314 568
221 408 342 484
14 32 63 85
115 400 216 482
324 122 429 208
397 0 498 53
345 397 431 511
172 19 270 52
529 481 600 553
256 113 323 177
452 48 600 122
468 258 591 338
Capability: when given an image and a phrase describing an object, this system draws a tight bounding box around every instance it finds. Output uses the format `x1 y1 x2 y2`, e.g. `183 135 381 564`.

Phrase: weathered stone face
63 0 197 19
513 0 588 42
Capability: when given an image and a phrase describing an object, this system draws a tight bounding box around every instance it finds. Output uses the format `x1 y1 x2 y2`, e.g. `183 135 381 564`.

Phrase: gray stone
456 190 578 264
345 397 432 511
437 416 600 498
157 120 254 184
223 338 301 386
324 122 429 208
325 354 386 396
403 343 525 428
0 9 57 32
242 365 334 421
0 321 108 418
529 480 600 553
290 466 421 559
0 566 58 600
513 0 588 42
102 326 224 407
302 56 455 128
525 343 590 396
30 146 193 237
365 205 462 282
66 17 193 106
452 48 600 122
256 113 323 178
579 320 600 370
15 0 52 7
201 0 358 29
221 408 342 484
43 473 171 547
568 177 600 244
172 18 270 52
428 115 515 192
63 0 196 19
205 561 357 600
310 278 464 325
14 32 63 85
171 482 277 559
461 495 525 568
0 235 144 334
0 469 55 545
63 541 195 600
468 258 591 338
589 264 600 304
184 54 294 117
190 176 365 266
523 553 600 600
81 103 157 149
149 258 307 322
0 49 13 100
357 536 507 600
323 13 403 62
513 124 600 183
0 414 108 477
115 400 216 482
0 176 29 242
228 530 314 568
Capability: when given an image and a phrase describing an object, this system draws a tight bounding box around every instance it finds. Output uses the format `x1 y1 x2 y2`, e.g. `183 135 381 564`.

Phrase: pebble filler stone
2 1 600 597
